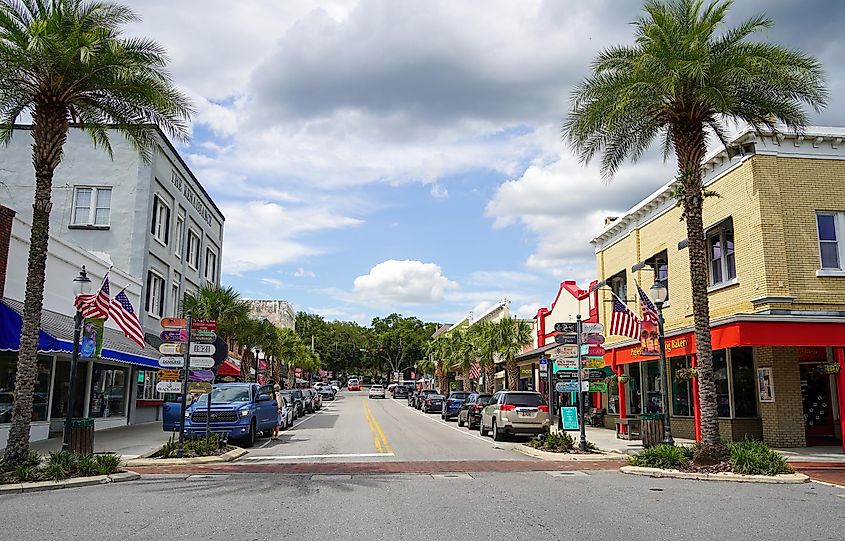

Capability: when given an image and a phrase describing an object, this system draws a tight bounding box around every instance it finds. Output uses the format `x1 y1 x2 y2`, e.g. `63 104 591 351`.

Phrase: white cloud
430 184 449 199
350 260 458 305
294 267 316 278
259 278 285 289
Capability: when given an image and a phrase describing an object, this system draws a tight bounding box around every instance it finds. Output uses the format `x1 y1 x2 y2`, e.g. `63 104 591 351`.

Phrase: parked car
318 385 336 401
279 394 295 429
479 391 550 441
442 391 470 421
368 384 385 399
421 393 445 413
348 378 361 391
182 383 279 447
307 389 322 410
407 389 419 406
280 389 304 418
458 392 493 429
391 385 409 399
300 388 316 413
415 389 438 409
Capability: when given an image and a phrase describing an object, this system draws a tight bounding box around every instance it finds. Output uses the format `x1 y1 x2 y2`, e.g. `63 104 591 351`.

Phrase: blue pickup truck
166 383 279 447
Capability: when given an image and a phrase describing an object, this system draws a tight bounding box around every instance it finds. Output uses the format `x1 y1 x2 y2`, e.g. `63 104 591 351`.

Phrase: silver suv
479 391 550 441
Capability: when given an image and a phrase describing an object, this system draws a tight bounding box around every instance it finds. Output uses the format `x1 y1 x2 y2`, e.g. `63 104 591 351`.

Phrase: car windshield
195 386 251 405
478 394 494 405
450 392 470 399
504 393 546 407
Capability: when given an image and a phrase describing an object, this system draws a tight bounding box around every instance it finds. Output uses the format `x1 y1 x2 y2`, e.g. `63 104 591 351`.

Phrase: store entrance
800 364 840 446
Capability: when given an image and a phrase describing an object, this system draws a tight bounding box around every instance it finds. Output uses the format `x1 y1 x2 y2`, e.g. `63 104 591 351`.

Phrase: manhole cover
185 475 230 481
431 473 473 479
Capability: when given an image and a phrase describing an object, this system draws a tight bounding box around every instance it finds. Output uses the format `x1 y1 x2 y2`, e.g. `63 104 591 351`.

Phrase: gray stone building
247 300 296 330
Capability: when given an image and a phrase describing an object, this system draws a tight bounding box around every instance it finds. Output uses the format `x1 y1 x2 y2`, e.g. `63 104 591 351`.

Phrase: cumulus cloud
430 184 449 199
294 267 316 278
351 260 458 305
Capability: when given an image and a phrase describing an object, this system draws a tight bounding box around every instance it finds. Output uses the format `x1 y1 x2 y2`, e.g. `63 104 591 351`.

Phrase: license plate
518 410 535 418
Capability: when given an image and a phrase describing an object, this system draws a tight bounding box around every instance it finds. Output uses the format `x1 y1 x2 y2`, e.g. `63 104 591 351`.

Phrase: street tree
563 0 826 460
370 314 437 382
0 0 191 465
495 318 532 391
182 285 249 350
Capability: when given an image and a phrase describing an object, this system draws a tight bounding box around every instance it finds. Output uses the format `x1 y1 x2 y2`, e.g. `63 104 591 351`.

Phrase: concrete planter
0 471 140 495
517 444 627 461
124 446 246 467
620 465 809 484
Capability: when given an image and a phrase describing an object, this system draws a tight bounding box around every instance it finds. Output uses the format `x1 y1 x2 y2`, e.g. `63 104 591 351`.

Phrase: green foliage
726 440 792 476
182 285 250 343
628 443 691 469
94 454 122 475
43 462 67 482
47 450 78 473
529 431 575 453
75 454 98 477
14 465 38 483
155 434 222 459
0 450 120 484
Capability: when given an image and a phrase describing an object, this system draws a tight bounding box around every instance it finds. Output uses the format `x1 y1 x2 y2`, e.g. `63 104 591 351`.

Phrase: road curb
620 465 810 484
124 447 246 467
0 470 142 495
516 444 628 461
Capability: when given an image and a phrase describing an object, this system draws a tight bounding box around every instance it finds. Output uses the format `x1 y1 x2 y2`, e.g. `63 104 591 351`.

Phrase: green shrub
14 465 38 483
726 440 792 476
628 443 691 469
76 454 98 477
94 454 122 475
47 451 78 474
184 434 221 456
530 431 575 452
44 462 67 481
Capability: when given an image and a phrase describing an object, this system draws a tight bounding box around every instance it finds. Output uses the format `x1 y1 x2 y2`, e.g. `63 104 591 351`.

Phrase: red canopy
217 358 241 377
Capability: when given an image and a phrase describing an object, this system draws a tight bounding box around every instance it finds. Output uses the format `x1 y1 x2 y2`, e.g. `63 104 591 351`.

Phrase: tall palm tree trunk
506 359 519 391
484 361 495 393
287 364 295 389
4 106 68 465
675 124 722 459
434 361 443 393
240 349 253 383
462 365 471 391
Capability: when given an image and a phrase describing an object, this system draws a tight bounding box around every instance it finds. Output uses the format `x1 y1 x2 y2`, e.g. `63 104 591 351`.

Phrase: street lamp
62 266 92 451
648 279 674 445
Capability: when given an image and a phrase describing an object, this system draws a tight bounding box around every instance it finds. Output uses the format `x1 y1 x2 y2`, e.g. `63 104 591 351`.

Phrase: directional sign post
156 381 182 393
581 323 604 335
157 369 182 381
160 318 186 329
159 343 185 356
189 343 215 356
190 331 217 344
159 356 185 368
554 334 578 345
188 356 215 369
554 322 578 334
188 382 212 394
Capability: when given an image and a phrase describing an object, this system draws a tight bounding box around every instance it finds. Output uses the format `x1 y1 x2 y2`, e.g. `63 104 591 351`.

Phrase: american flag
636 281 658 324
469 362 481 379
73 272 110 319
110 288 145 348
610 294 641 338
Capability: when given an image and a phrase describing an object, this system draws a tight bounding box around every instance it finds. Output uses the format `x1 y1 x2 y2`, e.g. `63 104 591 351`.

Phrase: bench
615 418 641 440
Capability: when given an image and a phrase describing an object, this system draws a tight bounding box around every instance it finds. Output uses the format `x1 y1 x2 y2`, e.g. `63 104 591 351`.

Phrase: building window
174 214 184 258
644 250 669 301
89 363 127 418
626 364 641 415
205 248 217 283
71 187 112 227
641 360 662 414
817 212 843 270
145 271 165 318
171 272 181 317
136 370 161 400
608 270 627 301
713 349 731 417
1 353 51 423
187 230 200 270
151 196 171 245
707 218 736 285
670 356 693 416
607 374 620 414
731 347 757 418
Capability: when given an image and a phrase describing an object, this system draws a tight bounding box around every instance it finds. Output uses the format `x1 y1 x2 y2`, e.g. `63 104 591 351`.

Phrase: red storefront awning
217 358 241 377
606 319 845 365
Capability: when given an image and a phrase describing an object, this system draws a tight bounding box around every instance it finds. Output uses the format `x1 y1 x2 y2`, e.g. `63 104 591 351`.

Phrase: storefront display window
89 363 127 418
607 376 620 414
642 360 663 414
626 364 641 415
730 347 757 418
136 370 161 400
51 359 85 419
670 355 693 416
713 350 731 417
1 353 52 423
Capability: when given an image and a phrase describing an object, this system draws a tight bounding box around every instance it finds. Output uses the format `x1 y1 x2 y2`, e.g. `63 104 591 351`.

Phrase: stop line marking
243 453 396 461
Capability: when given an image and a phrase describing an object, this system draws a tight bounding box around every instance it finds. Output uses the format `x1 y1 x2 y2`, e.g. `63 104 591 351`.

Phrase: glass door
800 364 838 446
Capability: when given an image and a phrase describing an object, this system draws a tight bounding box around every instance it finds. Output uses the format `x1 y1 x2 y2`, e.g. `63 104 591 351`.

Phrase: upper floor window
608 270 627 300
145 270 165 318
205 248 217 283
171 272 181 317
151 196 171 245
71 187 112 227
707 218 736 286
817 212 843 270
644 250 669 301
187 230 201 270
174 214 185 258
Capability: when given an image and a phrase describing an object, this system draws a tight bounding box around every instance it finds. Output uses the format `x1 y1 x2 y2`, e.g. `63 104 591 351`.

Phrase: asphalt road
2 470 844 540
245 388 530 462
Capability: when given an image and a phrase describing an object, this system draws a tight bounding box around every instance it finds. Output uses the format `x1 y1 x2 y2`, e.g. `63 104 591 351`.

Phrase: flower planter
821 363 841 375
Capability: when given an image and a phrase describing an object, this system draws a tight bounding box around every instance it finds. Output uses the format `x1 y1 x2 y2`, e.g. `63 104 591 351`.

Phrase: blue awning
0 300 160 369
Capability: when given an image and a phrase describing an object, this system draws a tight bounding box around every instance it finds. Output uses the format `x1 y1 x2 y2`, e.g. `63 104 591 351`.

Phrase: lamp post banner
80 317 104 359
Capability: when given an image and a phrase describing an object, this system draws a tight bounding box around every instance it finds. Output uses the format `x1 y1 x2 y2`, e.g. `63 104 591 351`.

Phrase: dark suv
458 392 494 429
392 385 409 399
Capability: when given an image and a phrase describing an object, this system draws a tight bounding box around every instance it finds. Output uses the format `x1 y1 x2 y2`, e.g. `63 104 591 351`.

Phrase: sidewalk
582 426 695 454
26 422 171 459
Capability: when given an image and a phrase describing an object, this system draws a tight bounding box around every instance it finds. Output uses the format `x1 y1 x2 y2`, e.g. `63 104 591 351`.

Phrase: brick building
592 126 845 451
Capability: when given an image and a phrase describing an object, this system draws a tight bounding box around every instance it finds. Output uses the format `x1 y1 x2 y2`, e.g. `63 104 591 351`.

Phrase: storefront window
0 353 52 423
136 370 161 400
670 355 693 416
626 364 642 415
607 375 620 414
730 347 757 418
51 359 85 419
713 350 731 417
89 363 127 418
642 360 662 414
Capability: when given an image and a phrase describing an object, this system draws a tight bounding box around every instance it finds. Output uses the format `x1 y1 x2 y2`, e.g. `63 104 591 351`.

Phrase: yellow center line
362 399 392 454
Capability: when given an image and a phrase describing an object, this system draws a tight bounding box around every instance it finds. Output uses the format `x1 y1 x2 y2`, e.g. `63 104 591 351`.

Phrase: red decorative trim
136 400 164 407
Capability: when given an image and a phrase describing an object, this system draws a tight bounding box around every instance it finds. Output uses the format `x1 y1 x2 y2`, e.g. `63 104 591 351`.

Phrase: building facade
246 300 296 331
593 126 845 450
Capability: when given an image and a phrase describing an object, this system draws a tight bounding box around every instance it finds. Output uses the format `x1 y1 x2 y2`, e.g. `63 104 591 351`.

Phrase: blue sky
130 0 845 325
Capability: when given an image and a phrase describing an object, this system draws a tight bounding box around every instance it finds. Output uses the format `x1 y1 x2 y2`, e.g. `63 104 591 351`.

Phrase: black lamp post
649 279 674 445
62 266 92 451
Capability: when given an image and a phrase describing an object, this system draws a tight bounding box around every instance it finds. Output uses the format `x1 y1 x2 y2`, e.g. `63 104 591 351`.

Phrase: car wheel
492 419 504 442
243 420 256 448
479 418 489 436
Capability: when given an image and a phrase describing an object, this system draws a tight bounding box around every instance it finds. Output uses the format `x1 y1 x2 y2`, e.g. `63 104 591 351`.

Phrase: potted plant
617 374 630 384
821 363 841 375
675 367 698 381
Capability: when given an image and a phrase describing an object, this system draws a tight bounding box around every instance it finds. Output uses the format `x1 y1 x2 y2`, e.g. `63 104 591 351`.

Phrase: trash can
69 417 94 455
640 413 665 448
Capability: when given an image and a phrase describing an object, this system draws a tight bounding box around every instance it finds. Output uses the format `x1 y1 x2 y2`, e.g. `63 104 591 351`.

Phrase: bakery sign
630 335 693 358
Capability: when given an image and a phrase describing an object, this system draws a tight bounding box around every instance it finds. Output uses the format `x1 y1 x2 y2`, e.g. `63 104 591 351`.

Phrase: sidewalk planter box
69 418 94 455
640 414 664 448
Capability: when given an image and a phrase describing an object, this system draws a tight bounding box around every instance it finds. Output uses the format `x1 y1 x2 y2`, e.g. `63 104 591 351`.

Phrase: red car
348 378 361 391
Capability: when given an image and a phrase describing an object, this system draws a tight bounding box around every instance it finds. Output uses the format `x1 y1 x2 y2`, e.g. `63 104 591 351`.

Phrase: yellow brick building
591 126 845 450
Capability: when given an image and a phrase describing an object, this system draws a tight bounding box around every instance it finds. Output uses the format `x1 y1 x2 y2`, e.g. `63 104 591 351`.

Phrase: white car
368 385 385 399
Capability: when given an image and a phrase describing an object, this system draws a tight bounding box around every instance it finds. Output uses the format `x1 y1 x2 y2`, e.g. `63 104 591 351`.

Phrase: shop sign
583 333 604 345
538 358 548 373
584 357 606 369
580 344 606 356
554 322 577 334
160 329 187 343
520 367 533 378
586 369 606 381
160 318 186 329
188 382 212 394
159 356 186 368
588 381 608 392
189 343 215 356
554 334 577 345
192 319 218 331
159 342 185 355
552 345 579 358
188 356 215 369
552 358 578 371
561 406 579 429
156 381 182 393
157 369 182 381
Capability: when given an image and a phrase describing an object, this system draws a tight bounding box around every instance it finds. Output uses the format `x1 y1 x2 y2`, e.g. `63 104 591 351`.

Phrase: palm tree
473 321 499 393
451 329 475 392
182 285 250 350
495 318 532 391
269 328 300 386
563 0 826 459
0 0 191 465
